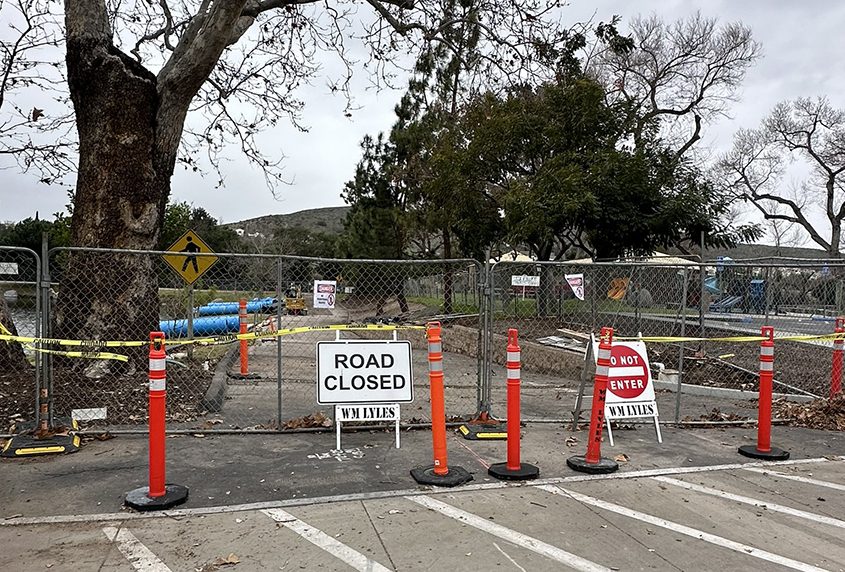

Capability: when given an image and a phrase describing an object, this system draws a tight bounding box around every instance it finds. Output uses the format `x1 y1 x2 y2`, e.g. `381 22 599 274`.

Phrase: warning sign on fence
313 280 337 309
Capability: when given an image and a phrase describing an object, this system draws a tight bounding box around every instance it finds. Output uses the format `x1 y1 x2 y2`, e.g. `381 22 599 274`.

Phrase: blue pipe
196 297 276 316
159 315 242 338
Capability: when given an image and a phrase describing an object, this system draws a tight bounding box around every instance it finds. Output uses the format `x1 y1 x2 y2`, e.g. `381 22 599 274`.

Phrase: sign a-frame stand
573 334 662 446
318 330 412 451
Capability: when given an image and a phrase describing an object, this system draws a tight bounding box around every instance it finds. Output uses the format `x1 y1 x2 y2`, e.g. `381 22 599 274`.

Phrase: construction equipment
284 283 307 316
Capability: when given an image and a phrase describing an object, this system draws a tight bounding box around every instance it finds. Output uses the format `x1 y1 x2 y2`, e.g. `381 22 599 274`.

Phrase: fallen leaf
613 453 630 463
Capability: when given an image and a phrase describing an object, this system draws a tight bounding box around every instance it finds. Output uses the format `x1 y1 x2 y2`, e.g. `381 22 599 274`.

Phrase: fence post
738 326 790 461
411 322 472 486
832 317 844 400
489 329 539 480
125 332 189 510
568 326 618 474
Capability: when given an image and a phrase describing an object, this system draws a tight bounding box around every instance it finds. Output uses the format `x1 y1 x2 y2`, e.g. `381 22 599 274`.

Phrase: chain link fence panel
0 246 41 433
44 249 484 433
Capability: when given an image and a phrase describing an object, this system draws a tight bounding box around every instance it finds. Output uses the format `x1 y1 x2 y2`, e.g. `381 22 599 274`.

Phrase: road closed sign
316 341 413 404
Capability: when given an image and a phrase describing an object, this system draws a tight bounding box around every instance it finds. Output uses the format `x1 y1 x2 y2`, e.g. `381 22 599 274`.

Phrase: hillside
226 206 350 236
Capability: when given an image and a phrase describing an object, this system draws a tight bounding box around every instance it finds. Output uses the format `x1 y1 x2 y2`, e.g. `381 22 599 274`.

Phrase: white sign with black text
313 280 337 309
511 274 540 287
0 262 18 275
316 340 414 405
335 403 401 450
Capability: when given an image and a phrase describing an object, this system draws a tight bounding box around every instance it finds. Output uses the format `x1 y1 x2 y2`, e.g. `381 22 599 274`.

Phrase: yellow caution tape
24 345 130 362
616 332 845 343
0 322 426 361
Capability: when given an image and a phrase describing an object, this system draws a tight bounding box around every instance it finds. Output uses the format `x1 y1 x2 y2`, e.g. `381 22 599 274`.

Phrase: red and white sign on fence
590 336 662 445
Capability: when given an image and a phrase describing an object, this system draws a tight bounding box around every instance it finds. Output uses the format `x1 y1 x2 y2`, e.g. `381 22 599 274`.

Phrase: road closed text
317 341 414 404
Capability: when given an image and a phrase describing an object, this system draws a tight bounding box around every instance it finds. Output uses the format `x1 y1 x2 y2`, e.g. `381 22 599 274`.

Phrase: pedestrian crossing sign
162 229 218 285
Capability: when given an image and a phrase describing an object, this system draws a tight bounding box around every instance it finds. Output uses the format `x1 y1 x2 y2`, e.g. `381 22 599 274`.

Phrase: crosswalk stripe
742 467 845 492
538 485 827 572
406 495 611 572
262 508 392 572
653 476 845 529
102 526 173 572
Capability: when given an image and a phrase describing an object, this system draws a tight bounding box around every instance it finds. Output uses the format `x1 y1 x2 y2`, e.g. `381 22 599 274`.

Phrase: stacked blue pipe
196 297 276 316
159 297 277 337
159 315 242 338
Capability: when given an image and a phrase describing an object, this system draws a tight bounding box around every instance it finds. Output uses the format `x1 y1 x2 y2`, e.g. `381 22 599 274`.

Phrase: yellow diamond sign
162 229 218 285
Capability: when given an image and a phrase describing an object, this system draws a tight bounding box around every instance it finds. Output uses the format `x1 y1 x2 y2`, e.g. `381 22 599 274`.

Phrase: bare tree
720 97 845 258
39 0 582 342
590 12 760 158
0 0 74 184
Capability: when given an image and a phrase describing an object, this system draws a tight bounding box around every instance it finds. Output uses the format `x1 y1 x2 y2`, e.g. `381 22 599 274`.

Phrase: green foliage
0 213 71 252
158 202 239 252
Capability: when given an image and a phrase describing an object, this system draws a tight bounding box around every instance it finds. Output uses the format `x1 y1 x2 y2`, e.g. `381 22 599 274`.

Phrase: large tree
38 0 581 341
590 12 760 159
719 97 845 258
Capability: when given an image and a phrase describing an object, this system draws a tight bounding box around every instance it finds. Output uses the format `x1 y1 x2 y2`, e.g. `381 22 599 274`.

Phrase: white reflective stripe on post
507 351 520 362
760 362 773 372
596 364 609 377
428 342 442 354
149 378 166 391
149 358 166 371
507 368 521 379
597 348 612 361
429 361 443 372
760 346 774 356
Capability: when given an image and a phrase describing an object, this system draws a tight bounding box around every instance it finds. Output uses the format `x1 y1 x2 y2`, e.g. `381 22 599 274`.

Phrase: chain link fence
488 258 845 426
0 246 41 434
1 247 843 435
39 249 482 433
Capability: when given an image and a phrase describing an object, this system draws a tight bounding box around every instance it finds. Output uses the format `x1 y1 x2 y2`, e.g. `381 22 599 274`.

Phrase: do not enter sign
588 337 661 445
607 345 649 400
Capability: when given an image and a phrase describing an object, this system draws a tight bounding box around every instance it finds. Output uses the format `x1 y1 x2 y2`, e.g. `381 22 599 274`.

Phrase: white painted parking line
102 526 173 572
538 485 827 572
262 508 392 572
5 456 843 528
743 467 845 492
406 495 611 572
653 476 845 529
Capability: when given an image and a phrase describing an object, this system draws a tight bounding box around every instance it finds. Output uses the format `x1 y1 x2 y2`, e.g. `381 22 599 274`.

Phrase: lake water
3 294 38 336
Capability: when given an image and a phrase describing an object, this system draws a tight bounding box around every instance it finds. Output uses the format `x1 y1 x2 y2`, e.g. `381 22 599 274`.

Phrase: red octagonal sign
607 344 648 399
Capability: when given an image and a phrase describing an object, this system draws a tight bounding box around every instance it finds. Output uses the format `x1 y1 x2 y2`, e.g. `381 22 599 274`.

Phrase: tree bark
55 25 165 343
57 0 248 344
0 297 27 369
442 227 454 314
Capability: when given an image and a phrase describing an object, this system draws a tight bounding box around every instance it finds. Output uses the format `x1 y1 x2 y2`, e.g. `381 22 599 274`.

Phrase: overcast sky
2 0 844 232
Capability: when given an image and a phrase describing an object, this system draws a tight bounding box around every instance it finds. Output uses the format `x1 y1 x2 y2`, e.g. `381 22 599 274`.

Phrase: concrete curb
653 379 815 402
201 344 239 413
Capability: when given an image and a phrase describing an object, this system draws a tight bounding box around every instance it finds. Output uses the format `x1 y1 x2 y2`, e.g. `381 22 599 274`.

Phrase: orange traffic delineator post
831 317 844 400
411 322 472 487
125 332 189 511
567 327 619 474
239 298 248 375
739 326 789 461
488 329 539 481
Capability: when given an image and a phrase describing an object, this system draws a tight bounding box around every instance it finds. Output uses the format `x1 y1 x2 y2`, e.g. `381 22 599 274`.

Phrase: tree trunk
0 297 27 369
55 33 169 343
442 227 454 314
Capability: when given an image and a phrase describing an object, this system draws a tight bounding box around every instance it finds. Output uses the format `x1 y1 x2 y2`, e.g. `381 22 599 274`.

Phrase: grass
406 295 480 314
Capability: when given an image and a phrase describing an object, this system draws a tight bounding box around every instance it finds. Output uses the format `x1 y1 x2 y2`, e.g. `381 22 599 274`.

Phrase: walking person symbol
181 236 201 273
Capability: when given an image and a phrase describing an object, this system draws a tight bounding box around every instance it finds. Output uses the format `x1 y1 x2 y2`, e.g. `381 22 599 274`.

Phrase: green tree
0 213 71 252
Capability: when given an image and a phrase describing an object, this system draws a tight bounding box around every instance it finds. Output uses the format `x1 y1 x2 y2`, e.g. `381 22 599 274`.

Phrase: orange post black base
125 484 189 511
737 445 790 461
